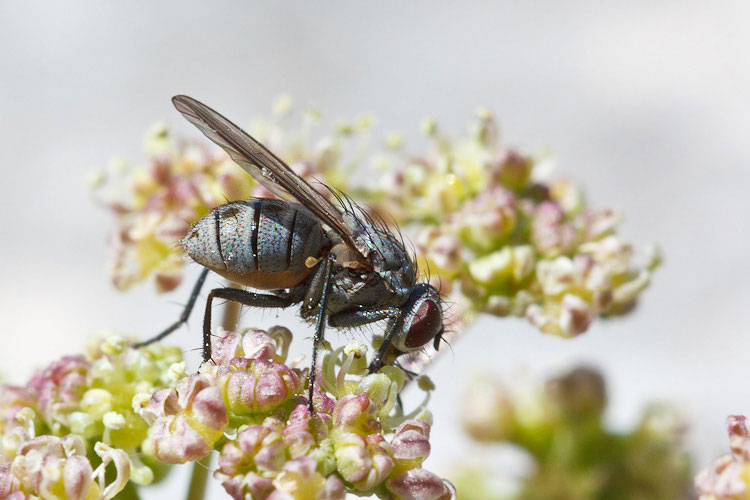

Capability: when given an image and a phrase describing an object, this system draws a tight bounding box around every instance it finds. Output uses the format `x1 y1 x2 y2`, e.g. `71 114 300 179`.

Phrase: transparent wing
172 95 367 263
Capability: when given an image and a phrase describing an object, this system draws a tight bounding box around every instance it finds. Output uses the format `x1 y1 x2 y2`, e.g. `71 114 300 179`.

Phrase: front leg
202 288 294 363
328 307 402 373
307 254 336 412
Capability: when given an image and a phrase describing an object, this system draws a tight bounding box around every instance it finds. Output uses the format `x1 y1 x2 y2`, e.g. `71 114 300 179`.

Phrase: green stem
186 456 211 500
184 280 241 500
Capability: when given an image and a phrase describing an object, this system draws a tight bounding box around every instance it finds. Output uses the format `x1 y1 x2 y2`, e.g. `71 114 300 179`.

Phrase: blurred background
1 2 748 498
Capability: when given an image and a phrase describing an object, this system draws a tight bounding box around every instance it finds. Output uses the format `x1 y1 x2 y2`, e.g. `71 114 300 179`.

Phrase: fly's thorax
354 221 416 300
181 199 329 289
323 215 417 314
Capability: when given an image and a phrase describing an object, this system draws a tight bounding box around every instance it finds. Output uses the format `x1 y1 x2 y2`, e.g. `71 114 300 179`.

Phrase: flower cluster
453 367 692 500
94 124 255 292
97 98 657 339
0 336 183 499
1 327 450 499
364 113 660 337
145 327 453 500
95 98 373 294
694 415 750 499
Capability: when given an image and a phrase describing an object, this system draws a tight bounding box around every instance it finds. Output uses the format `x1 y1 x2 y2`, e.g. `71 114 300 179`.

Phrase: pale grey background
1 2 749 497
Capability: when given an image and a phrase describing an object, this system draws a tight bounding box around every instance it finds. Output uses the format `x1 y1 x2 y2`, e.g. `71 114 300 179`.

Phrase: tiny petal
0 465 22 498
63 455 93 500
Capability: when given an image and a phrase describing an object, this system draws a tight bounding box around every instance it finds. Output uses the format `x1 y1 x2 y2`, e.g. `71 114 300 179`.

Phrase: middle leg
202 288 294 362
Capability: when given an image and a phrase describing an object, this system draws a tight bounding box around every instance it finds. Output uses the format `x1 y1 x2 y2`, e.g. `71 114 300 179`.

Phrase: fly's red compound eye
404 299 442 350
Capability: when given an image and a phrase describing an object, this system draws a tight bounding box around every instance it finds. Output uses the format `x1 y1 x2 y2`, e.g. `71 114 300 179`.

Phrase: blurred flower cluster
0 327 451 500
453 367 692 500
694 415 750 499
364 113 661 337
94 124 254 293
95 97 658 338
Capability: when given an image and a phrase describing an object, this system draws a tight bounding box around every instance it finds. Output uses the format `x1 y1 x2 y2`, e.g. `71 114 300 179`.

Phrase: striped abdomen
181 199 329 289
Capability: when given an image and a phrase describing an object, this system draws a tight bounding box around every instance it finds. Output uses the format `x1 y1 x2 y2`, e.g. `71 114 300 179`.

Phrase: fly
135 95 445 410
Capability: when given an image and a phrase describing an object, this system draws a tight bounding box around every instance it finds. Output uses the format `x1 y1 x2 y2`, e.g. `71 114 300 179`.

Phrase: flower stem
186 456 211 500
184 280 241 500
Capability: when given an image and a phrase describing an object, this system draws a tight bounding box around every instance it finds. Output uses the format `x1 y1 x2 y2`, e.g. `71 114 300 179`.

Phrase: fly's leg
307 254 336 413
134 268 210 349
368 319 400 374
202 288 294 363
328 308 402 374
328 307 400 328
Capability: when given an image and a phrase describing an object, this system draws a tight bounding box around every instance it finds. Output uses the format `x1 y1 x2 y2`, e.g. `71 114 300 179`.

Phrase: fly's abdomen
181 199 328 289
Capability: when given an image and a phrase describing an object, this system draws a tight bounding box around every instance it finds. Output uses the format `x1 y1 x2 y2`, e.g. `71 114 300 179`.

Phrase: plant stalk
185 280 242 500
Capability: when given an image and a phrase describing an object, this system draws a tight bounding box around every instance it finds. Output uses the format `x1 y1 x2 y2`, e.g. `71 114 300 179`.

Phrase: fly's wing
172 95 367 264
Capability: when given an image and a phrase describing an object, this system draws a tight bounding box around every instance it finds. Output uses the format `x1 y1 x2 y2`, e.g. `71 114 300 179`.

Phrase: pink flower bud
212 329 280 365
494 149 532 191
332 395 380 435
62 455 94 500
142 374 227 463
221 472 275 500
31 355 90 427
392 420 431 465
531 201 577 257
0 465 24 499
283 404 329 458
0 386 38 431
387 469 455 500
727 415 750 459
453 185 516 253
217 419 286 477
332 431 393 490
214 358 302 415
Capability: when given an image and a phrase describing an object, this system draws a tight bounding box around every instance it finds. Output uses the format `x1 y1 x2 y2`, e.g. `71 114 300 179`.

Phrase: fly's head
389 283 445 355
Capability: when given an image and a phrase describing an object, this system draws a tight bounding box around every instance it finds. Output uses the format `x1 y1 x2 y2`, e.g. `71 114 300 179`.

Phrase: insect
136 95 445 408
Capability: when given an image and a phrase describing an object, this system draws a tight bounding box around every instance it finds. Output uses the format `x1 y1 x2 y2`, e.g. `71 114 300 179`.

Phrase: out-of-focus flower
96 98 374 294
695 415 750 499
98 100 657 341
96 125 254 292
365 111 659 338
454 366 691 500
